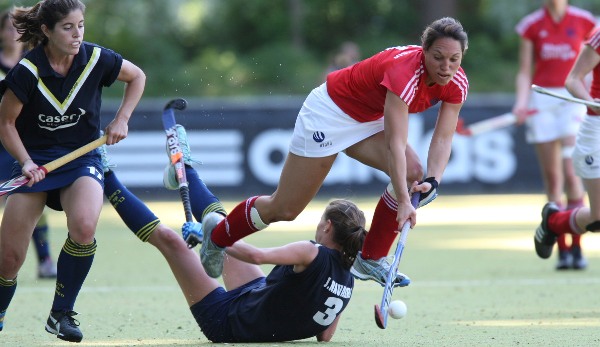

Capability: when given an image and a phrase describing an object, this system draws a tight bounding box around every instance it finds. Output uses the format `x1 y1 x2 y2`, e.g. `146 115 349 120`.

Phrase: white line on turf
17 276 600 293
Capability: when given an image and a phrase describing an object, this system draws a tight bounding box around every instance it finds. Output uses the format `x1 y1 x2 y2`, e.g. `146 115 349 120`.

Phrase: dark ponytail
12 0 86 48
323 200 367 269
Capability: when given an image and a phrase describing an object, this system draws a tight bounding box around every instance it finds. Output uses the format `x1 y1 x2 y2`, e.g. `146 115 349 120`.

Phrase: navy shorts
8 148 103 211
190 277 265 343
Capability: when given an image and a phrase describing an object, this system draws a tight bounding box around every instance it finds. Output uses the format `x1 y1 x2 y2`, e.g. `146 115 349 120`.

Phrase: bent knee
0 251 26 277
151 225 188 251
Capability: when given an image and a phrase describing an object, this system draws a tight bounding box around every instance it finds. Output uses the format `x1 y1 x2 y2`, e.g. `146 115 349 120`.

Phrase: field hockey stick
455 110 537 136
162 98 200 248
0 134 108 197
374 191 420 329
531 84 600 108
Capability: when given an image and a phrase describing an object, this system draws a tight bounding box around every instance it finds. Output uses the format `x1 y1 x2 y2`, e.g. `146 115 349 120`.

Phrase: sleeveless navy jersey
0 42 122 150
227 244 354 342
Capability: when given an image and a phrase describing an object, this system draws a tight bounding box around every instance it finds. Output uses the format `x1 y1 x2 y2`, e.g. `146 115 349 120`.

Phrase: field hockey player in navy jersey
100 131 367 342
0 0 145 342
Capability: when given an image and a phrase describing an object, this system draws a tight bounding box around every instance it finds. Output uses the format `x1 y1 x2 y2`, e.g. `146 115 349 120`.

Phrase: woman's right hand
396 198 417 230
21 159 45 186
512 105 530 125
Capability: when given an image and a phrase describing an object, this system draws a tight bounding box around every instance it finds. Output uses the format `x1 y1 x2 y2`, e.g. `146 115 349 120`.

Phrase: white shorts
289 83 384 157
525 87 585 144
572 115 600 179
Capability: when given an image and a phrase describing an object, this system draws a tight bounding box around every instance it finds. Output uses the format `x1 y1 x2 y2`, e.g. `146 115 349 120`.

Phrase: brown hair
421 17 468 54
11 0 85 48
323 199 367 269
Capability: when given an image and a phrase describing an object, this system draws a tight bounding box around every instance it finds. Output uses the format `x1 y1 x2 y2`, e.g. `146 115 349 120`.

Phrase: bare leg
576 178 600 230
534 141 564 203
222 242 265 291
562 136 585 202
0 193 45 278
61 177 104 244
254 153 337 223
147 224 220 306
345 131 424 182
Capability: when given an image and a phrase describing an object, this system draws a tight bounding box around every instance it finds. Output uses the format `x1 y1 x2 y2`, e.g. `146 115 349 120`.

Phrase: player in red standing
198 17 469 284
513 0 596 270
535 27 600 262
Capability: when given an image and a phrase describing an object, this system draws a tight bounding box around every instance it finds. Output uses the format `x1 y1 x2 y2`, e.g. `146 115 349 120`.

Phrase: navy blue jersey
0 42 122 150
227 244 354 342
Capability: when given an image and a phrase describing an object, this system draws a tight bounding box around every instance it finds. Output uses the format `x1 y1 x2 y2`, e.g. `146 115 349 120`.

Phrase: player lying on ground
101 128 375 342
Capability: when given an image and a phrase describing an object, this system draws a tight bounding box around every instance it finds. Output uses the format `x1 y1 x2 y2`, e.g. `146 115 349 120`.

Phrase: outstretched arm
225 240 318 272
416 101 462 192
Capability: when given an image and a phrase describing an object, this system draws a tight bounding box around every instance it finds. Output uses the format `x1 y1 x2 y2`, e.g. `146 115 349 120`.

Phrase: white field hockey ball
388 300 407 319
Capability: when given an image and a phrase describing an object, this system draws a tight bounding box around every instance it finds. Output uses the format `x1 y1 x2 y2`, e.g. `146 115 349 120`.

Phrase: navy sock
0 276 17 329
52 238 96 312
31 213 51 262
185 165 227 221
104 170 160 242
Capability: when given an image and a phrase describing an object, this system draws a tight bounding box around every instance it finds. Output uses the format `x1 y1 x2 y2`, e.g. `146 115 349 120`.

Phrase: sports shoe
199 212 226 278
571 245 588 270
350 252 411 287
555 249 573 270
182 221 203 248
45 310 83 343
162 164 179 190
38 257 57 279
98 132 116 173
534 202 559 259
165 124 197 166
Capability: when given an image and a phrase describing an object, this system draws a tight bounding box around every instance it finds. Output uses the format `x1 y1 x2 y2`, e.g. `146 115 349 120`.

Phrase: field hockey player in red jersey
535 27 600 262
513 0 596 270
0 0 145 342
197 17 469 286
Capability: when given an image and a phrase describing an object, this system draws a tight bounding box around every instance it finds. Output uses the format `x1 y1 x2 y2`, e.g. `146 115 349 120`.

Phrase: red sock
361 189 398 260
548 210 576 235
211 196 261 247
556 233 569 250
571 233 582 247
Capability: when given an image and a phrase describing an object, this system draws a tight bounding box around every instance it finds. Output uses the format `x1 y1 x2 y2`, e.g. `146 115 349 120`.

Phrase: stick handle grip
41 135 108 173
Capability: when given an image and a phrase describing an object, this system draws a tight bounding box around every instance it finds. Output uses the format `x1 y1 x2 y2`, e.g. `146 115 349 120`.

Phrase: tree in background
1 0 600 97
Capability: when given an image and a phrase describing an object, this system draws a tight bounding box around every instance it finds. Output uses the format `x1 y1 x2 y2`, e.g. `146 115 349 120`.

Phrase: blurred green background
3 0 600 98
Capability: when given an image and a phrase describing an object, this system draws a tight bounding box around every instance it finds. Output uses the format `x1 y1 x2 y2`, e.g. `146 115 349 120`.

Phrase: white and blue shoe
350 252 411 287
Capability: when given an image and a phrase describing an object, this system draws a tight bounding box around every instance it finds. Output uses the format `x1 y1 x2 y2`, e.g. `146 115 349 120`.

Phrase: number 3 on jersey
312 297 343 326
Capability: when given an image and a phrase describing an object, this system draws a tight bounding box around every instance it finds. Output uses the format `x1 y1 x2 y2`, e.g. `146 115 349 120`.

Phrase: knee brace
585 220 600 232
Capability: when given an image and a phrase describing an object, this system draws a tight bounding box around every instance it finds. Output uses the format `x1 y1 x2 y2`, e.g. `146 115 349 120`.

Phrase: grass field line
17 276 600 295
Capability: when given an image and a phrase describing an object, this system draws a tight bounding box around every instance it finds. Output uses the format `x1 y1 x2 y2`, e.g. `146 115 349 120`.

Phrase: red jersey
326 45 468 123
585 27 600 115
516 5 596 87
